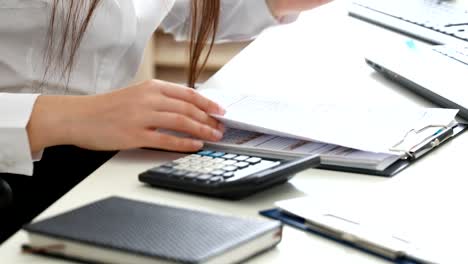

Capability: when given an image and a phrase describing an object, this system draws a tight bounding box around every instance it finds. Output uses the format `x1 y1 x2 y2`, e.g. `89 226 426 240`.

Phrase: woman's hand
27 80 225 153
266 0 333 19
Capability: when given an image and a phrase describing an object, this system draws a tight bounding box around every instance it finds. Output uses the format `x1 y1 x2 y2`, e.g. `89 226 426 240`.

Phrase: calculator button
234 155 249 161
175 164 190 170
210 170 225 176
172 169 188 177
203 158 215 163
201 161 215 167
149 167 174 174
184 159 199 166
188 165 202 170
209 176 224 183
223 165 238 171
187 159 202 165
222 172 235 178
212 163 225 169
190 154 203 159
227 160 280 182
222 153 237 159
234 162 249 168
223 160 237 166
199 168 213 173
197 150 214 156
160 162 178 168
212 158 225 163
246 157 262 164
184 172 200 179
174 157 191 163
184 156 200 161
209 152 225 158
203 164 218 170
196 174 213 181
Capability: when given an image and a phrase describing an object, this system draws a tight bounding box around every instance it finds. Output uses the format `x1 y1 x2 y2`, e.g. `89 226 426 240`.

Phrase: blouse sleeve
160 0 298 42
0 93 40 176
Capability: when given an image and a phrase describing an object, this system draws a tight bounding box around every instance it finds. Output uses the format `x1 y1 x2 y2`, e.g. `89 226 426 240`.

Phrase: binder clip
389 124 455 160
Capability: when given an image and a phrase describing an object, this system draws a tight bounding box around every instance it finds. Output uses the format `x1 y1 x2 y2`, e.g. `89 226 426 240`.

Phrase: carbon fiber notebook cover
23 196 282 264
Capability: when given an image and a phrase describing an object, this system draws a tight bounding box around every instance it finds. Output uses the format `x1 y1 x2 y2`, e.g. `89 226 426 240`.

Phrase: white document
200 89 458 155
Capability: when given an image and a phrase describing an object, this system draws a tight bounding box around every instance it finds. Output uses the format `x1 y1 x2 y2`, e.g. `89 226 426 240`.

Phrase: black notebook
22 197 282 264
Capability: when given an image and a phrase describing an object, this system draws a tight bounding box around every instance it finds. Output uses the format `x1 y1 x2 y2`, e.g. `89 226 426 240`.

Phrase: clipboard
318 123 467 177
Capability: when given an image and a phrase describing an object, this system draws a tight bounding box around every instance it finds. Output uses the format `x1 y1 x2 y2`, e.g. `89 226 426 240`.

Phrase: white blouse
0 0 286 176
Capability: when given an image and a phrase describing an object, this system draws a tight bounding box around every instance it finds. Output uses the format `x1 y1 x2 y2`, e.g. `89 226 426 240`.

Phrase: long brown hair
46 0 220 88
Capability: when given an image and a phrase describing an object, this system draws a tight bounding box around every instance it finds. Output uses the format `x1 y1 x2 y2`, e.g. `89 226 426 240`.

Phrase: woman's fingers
153 96 222 131
148 112 223 142
154 80 225 115
144 130 204 152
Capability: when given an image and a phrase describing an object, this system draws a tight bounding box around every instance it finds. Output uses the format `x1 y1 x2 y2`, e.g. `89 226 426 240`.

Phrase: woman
0 0 331 242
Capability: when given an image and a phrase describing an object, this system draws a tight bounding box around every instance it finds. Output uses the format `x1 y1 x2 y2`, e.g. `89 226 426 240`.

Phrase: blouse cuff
0 93 40 176
32 149 44 162
278 13 300 24
260 0 299 25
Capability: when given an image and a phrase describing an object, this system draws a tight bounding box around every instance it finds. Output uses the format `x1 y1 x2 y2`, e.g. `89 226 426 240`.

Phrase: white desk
2 1 468 263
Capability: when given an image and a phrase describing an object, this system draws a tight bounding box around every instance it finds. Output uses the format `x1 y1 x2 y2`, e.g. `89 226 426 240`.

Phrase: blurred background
135 30 251 85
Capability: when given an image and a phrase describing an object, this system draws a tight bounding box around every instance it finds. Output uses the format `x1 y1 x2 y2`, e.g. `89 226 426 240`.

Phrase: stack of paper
207 128 400 171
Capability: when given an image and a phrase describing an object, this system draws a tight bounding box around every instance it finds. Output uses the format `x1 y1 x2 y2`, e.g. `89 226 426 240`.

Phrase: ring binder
201 89 465 176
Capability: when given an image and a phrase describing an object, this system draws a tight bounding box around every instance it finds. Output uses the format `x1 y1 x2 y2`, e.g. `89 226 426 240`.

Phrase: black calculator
139 150 320 199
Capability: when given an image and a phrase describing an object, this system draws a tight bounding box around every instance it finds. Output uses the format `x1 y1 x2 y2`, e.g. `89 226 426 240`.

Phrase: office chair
0 177 12 209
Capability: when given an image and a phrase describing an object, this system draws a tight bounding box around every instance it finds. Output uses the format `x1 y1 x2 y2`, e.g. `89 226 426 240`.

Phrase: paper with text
209 128 400 170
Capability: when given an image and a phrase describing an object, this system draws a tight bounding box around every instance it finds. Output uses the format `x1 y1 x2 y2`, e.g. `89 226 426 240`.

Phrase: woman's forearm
26 95 89 153
26 80 225 154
